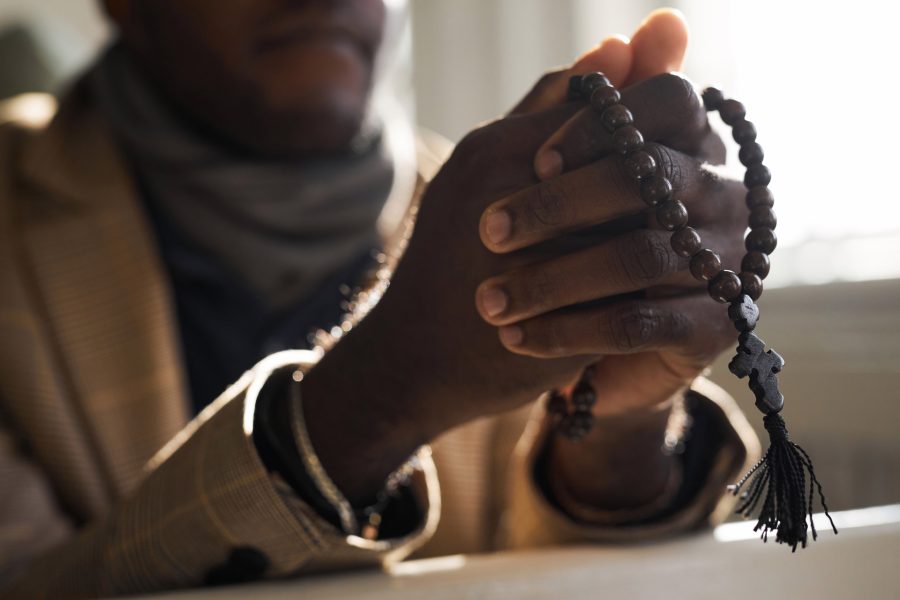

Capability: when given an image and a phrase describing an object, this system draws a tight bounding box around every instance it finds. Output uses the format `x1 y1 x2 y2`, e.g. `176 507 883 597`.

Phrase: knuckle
529 320 568 357
656 73 702 119
455 127 483 156
609 158 641 200
665 310 693 346
454 124 503 171
523 267 556 313
526 178 569 228
698 161 724 191
616 231 675 285
644 143 685 192
535 70 560 91
608 302 660 352
653 73 707 144
697 172 746 264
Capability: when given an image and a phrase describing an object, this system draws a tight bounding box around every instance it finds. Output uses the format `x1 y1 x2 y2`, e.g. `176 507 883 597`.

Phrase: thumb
508 35 633 116
624 8 689 87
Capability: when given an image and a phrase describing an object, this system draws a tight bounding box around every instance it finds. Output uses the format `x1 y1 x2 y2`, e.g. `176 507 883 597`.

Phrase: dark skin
105 0 385 155
105 1 742 510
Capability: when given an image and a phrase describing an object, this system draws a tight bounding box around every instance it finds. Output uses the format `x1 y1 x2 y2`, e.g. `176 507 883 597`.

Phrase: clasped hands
302 10 749 506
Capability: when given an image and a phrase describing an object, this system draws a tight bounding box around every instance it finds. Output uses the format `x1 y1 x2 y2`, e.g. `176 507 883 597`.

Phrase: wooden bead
563 411 594 440
690 249 722 281
569 411 594 430
590 85 621 112
702 87 725 111
732 120 757 144
656 200 689 231
744 164 771 188
708 269 742 303
749 206 777 230
719 99 746 125
739 271 764 300
612 125 644 155
572 382 596 409
745 228 777 254
601 104 634 132
547 392 568 415
671 227 702 257
639 175 672 206
581 72 611 97
625 150 657 179
746 187 774 209
739 142 764 166
741 251 771 279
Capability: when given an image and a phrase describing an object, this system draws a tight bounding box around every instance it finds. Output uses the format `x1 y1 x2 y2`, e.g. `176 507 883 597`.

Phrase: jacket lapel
17 80 190 495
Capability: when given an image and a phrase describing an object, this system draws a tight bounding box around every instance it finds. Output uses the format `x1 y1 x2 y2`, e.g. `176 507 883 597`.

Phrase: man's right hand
300 10 691 504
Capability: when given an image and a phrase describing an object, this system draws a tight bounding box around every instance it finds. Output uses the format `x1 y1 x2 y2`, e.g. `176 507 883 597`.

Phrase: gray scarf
90 42 398 310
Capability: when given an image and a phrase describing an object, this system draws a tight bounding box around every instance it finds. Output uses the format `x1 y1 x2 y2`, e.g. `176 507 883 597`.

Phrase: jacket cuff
499 378 760 549
238 351 442 573
140 349 440 587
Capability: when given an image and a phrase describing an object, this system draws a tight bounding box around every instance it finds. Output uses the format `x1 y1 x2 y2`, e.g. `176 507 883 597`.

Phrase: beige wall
0 0 107 83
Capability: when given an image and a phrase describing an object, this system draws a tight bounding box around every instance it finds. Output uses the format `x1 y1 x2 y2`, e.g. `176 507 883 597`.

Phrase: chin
243 90 367 156
231 60 373 155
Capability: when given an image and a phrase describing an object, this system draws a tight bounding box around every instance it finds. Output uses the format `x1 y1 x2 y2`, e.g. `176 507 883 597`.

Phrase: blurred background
1 0 898 514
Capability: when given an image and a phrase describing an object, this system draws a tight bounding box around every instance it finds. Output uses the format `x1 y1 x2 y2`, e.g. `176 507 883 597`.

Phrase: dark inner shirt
139 181 376 414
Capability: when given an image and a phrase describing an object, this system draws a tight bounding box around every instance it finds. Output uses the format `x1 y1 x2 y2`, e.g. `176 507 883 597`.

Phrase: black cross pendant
728 331 785 414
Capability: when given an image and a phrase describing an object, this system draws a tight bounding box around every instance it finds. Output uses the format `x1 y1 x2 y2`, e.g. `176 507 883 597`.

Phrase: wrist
300 310 426 505
549 391 678 511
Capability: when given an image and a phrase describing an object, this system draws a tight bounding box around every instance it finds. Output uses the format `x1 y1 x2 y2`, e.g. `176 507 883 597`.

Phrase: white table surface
144 505 900 600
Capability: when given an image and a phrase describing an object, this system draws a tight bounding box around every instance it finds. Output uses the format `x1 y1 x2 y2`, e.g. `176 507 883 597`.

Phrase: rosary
547 72 836 551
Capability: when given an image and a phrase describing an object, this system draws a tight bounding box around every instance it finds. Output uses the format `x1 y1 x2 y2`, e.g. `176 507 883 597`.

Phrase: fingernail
534 149 563 180
484 210 512 245
481 287 508 317
499 325 524 347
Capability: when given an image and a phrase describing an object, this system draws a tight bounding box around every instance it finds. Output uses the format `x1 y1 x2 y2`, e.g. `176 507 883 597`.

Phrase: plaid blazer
0 83 759 599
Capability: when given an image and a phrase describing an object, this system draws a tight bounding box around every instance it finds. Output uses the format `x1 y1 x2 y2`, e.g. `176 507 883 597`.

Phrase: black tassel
728 411 838 550
727 326 837 550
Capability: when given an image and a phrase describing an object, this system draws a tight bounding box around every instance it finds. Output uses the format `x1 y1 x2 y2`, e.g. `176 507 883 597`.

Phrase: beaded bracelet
288 373 426 540
548 72 836 551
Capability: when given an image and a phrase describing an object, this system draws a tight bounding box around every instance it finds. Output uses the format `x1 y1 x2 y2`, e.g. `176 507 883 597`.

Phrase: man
0 1 757 597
